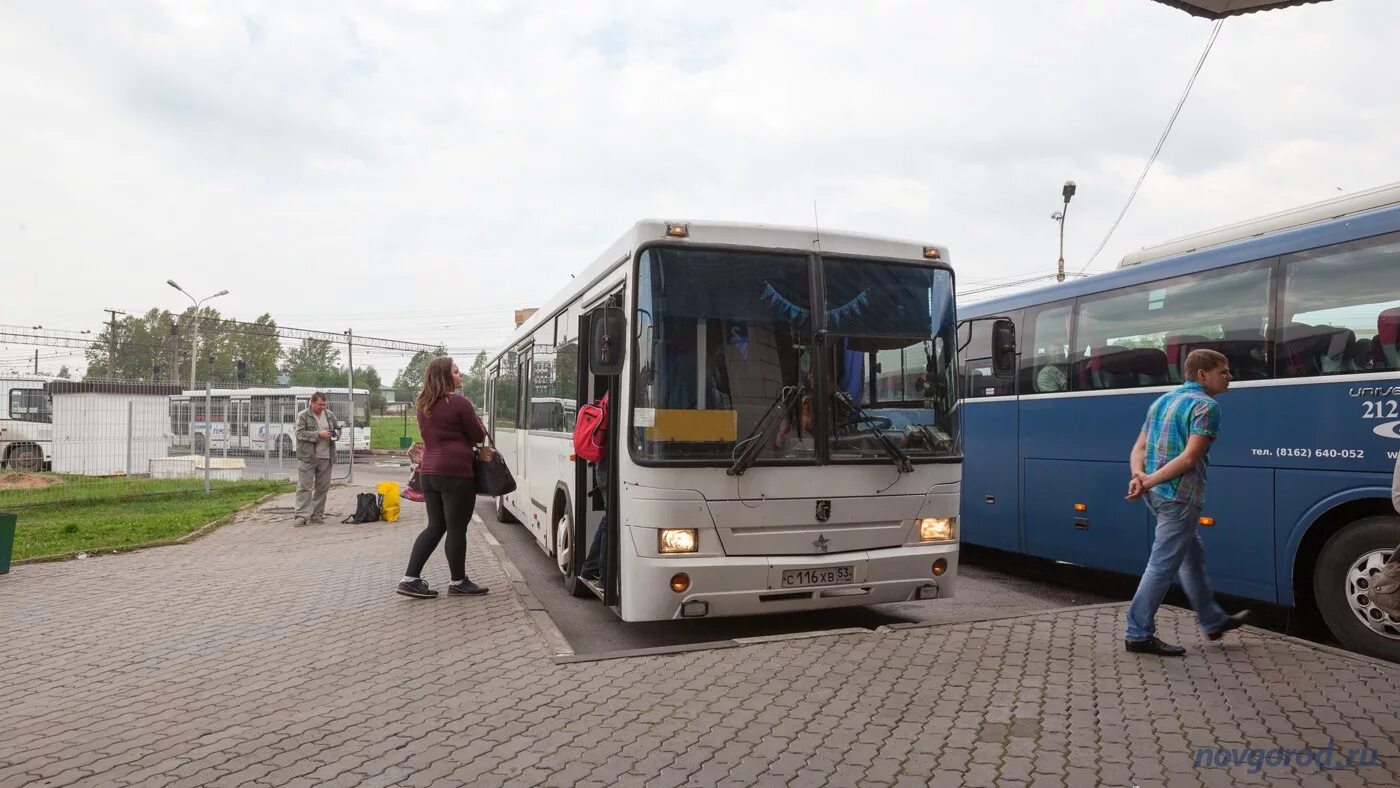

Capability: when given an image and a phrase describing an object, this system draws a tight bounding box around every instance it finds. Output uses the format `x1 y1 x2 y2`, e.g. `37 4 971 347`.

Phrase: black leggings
405 474 478 581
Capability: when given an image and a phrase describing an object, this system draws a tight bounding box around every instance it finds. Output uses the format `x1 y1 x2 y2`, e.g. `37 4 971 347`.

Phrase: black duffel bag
473 446 517 497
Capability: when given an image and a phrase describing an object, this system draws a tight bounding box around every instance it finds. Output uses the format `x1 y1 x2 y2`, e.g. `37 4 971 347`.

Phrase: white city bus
169 387 371 455
485 220 1012 621
0 376 53 471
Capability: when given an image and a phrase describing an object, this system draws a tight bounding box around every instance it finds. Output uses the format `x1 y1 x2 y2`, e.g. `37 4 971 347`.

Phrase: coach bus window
1021 303 1074 394
1278 232 1400 377
824 258 959 460
631 247 815 463
1075 263 1271 390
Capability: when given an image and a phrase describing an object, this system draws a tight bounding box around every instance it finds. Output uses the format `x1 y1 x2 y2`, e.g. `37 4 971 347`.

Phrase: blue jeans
1125 492 1229 641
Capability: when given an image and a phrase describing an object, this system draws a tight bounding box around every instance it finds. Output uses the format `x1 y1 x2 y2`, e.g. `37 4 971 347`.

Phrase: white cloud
2 0 1397 378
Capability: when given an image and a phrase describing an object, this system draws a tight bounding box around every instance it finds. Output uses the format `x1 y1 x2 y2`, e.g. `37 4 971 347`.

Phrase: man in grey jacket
294 392 339 525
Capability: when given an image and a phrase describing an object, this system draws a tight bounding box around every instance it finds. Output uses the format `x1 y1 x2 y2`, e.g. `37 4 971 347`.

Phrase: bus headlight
919 517 957 542
658 528 699 554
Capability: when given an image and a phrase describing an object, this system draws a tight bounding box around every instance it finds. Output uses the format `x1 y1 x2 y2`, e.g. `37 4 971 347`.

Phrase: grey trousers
295 457 333 520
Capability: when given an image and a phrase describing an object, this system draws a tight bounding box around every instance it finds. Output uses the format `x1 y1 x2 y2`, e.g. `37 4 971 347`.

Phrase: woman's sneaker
396 578 437 599
448 580 489 596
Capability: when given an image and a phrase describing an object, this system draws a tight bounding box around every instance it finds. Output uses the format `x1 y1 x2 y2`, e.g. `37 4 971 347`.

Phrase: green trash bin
0 512 15 575
399 436 414 449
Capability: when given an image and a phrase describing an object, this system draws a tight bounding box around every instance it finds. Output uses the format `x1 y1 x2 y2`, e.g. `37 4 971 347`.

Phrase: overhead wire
1079 19 1225 273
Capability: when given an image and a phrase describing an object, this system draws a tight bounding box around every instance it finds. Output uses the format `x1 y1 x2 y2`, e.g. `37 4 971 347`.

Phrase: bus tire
6 444 44 472
495 495 518 524
1313 515 1400 663
556 511 592 598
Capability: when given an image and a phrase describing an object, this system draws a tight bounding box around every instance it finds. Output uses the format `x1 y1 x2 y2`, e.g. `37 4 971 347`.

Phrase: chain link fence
0 377 385 509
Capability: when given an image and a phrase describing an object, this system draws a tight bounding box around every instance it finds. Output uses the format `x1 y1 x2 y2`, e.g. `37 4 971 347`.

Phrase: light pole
1052 180 1077 283
168 280 229 385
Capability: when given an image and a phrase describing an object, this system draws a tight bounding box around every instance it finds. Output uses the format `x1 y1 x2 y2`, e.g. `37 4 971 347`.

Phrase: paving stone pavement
3 485 1400 788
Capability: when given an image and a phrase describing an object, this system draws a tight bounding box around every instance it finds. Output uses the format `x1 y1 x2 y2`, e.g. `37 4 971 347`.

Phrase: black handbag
473 447 517 497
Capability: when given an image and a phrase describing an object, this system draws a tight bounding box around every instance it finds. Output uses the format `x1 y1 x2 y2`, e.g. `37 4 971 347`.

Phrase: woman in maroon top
397 357 491 599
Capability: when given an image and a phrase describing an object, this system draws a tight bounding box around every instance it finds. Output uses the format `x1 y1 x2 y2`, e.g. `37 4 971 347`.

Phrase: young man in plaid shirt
1124 348 1251 656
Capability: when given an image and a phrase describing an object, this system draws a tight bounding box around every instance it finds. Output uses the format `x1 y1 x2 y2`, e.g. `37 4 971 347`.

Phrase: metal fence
0 378 372 509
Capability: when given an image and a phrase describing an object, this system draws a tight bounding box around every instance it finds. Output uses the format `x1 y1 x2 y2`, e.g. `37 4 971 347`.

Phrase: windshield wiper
833 392 913 474
728 385 800 477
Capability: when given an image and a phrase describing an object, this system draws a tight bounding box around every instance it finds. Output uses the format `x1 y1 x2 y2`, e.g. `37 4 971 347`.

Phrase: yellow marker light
932 559 947 576
666 223 690 238
919 517 957 542
670 573 691 593
1199 516 1216 527
658 528 699 554
923 247 942 260
1073 503 1088 512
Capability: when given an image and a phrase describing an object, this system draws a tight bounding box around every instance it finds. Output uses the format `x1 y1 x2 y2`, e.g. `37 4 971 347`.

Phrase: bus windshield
823 258 959 461
630 247 958 464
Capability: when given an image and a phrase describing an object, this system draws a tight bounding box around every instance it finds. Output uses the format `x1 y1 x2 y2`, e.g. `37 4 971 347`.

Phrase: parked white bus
485 220 1013 621
0 376 53 471
170 387 371 455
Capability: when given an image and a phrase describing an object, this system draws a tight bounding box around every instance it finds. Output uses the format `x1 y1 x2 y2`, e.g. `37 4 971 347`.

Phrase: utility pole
104 308 126 376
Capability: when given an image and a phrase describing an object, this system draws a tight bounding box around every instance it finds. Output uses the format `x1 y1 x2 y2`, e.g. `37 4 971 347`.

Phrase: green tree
463 350 488 403
352 366 385 411
282 339 343 387
393 346 448 396
234 313 283 385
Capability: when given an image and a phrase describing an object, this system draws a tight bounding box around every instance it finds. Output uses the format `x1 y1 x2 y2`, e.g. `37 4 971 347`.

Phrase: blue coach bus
957 184 1400 662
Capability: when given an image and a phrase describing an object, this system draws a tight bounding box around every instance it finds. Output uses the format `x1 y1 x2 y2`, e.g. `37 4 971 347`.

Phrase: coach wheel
6 444 43 472
495 495 519 524
1313 516 1400 663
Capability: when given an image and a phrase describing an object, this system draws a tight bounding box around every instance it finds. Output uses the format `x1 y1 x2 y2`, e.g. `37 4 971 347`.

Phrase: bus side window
1278 231 1400 377
1019 303 1073 395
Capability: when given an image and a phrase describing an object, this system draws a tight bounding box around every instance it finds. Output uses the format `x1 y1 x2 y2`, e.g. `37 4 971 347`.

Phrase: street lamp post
167 280 229 385
1052 180 1077 283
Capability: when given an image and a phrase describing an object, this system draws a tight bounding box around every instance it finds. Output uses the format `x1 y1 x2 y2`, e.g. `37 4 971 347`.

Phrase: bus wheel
6 444 43 472
1313 516 1400 663
495 495 519 524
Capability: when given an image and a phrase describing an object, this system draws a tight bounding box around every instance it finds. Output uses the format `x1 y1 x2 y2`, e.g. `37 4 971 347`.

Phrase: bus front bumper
626 543 958 621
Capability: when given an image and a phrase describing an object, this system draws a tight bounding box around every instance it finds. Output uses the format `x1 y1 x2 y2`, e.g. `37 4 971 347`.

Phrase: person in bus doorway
397 357 491 599
293 392 339 526
1123 349 1251 656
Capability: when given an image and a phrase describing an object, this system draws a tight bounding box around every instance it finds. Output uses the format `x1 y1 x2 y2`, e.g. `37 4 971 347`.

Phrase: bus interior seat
1165 334 1209 381
1318 327 1357 374
1219 329 1268 380
1279 322 1324 377
1085 346 1167 389
1380 308 1400 369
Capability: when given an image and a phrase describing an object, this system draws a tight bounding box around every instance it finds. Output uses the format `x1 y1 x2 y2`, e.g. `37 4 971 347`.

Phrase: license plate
781 566 855 588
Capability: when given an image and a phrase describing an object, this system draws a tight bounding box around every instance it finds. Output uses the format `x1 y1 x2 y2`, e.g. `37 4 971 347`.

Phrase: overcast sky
2 0 1396 379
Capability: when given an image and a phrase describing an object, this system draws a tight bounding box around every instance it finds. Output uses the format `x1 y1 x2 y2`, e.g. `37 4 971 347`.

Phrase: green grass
371 413 420 450
6 479 291 561
0 473 267 509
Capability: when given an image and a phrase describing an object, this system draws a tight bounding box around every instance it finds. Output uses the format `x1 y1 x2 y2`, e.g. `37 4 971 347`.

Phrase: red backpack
573 393 609 464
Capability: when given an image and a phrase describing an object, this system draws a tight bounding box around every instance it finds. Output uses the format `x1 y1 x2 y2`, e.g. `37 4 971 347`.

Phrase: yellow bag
377 481 401 522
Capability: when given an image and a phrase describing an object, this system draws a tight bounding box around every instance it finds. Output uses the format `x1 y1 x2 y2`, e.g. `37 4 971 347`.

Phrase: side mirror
590 306 627 376
991 319 1016 380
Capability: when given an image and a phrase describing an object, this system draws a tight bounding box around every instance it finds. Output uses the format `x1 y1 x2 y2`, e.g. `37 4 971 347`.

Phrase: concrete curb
10 486 292 567
475 514 574 658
